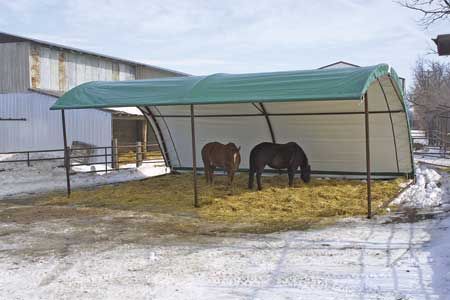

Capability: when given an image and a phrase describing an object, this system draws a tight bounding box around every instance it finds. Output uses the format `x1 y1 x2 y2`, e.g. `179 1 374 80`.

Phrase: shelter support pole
364 93 372 219
61 109 71 197
190 104 199 207
259 103 276 143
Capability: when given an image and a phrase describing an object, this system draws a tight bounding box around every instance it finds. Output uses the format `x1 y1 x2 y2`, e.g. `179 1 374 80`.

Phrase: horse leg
210 166 216 184
228 168 235 186
288 168 295 187
255 164 265 190
256 170 263 190
248 169 254 189
204 165 210 183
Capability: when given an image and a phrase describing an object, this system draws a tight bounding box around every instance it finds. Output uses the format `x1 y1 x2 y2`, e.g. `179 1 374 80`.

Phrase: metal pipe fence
411 129 449 159
0 142 166 174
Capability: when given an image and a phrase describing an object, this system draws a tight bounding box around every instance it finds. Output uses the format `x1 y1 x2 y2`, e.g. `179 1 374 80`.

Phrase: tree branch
398 0 450 26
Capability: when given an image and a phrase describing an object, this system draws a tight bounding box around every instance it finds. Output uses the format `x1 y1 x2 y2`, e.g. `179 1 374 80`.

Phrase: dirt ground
0 201 235 254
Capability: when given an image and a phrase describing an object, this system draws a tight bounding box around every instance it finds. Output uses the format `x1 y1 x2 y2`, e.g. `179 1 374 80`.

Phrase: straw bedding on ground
39 173 406 232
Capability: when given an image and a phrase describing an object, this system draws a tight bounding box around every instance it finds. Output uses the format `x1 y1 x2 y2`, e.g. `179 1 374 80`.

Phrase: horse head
301 164 311 183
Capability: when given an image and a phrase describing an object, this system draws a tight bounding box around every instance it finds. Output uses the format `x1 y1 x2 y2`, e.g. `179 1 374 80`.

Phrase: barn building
0 32 186 152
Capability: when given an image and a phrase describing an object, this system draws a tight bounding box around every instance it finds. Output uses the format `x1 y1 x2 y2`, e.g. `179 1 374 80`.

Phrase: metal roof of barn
0 31 189 76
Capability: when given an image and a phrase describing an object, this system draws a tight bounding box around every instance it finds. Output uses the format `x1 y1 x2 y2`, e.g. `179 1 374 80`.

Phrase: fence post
142 121 148 160
445 117 449 158
27 152 30 167
111 138 119 169
104 147 108 174
136 141 142 167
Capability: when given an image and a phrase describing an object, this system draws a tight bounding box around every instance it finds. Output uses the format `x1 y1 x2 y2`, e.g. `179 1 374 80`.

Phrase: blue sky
0 0 448 88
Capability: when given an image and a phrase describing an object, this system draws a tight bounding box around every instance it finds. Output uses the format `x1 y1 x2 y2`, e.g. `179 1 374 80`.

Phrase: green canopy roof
51 64 401 110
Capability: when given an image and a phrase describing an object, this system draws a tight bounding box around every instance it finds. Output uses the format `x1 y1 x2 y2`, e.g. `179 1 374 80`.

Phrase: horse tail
249 148 256 172
201 145 208 165
248 148 256 189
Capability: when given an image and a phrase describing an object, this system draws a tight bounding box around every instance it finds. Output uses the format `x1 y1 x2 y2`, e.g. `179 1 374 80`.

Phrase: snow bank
392 166 445 208
0 153 169 198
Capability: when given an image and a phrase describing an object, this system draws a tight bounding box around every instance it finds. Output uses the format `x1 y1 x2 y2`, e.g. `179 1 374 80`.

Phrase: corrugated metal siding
119 63 135 81
136 65 183 79
0 92 111 152
0 42 30 92
1 41 183 93
31 45 136 91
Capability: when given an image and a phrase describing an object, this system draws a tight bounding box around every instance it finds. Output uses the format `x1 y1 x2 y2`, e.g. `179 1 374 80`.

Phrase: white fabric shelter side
139 75 413 177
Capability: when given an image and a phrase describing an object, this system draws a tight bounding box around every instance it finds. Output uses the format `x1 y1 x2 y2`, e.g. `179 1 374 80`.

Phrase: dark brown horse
248 142 311 190
201 142 241 185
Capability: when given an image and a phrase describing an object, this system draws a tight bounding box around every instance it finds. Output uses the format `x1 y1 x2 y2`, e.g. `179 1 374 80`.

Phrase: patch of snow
392 166 448 209
415 154 450 167
106 107 142 115
1 214 450 299
413 138 429 146
0 152 169 198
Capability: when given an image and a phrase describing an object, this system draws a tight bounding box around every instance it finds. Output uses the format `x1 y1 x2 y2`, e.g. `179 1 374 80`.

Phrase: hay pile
118 150 163 165
198 174 405 228
41 173 405 231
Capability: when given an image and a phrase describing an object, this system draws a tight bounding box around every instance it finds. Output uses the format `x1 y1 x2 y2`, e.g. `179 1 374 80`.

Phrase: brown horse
201 142 241 185
248 142 311 190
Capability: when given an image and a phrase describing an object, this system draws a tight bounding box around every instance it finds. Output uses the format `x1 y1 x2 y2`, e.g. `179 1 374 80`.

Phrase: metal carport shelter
51 64 414 218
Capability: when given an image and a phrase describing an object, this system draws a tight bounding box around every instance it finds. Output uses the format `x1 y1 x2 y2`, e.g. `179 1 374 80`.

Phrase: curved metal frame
259 103 276 143
153 106 182 167
388 75 415 177
139 106 172 169
377 78 400 173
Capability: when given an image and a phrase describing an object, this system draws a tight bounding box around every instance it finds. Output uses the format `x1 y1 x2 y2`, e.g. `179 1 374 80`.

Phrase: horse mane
226 142 239 151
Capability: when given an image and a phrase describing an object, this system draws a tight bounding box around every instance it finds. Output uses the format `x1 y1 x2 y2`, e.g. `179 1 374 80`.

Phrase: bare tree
398 0 450 26
408 59 450 134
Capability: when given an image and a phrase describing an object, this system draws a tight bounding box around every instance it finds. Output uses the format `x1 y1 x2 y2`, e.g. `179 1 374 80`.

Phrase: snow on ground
1 211 450 299
392 165 449 209
0 153 169 198
414 147 450 167
414 154 450 167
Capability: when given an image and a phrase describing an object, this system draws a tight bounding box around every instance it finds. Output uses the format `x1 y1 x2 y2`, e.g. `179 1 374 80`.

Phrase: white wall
0 92 112 152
